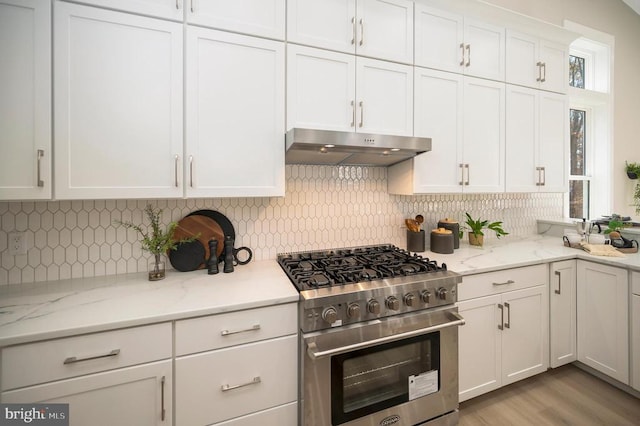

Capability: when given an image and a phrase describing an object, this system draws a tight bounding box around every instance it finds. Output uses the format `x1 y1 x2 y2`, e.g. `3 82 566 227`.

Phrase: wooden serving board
172 215 225 268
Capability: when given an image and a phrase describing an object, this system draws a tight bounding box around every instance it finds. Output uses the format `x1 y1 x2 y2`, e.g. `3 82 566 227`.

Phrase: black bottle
223 235 235 273
207 239 219 275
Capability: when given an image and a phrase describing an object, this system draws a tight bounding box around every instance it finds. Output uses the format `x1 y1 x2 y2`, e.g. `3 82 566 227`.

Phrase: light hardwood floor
458 364 640 425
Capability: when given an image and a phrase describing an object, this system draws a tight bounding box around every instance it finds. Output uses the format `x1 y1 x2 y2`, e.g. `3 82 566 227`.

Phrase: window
563 21 613 220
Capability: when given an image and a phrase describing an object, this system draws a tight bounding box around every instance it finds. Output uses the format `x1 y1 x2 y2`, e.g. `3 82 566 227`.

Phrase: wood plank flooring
458 365 640 425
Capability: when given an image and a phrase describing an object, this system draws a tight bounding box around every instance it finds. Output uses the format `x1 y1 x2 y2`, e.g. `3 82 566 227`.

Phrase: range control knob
322 306 338 324
437 287 448 301
347 303 361 318
404 293 416 307
420 290 431 303
386 296 400 311
367 299 381 315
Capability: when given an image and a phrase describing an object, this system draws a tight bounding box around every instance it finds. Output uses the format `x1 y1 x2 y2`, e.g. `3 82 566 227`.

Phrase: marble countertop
0 260 299 347
2 235 639 348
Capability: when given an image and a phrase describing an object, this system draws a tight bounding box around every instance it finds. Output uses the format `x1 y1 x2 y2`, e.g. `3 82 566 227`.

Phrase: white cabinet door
458 294 502 402
415 5 464 74
411 67 463 193
187 0 285 39
539 39 568 94
632 271 640 391
355 0 413 64
54 3 183 200
505 85 538 192
463 18 505 81
356 57 413 136
287 44 356 131
549 260 577 368
501 285 549 386
287 0 412 63
577 261 629 384
186 28 285 197
75 0 183 20
0 0 51 200
538 91 568 192
1 360 172 426
463 77 505 193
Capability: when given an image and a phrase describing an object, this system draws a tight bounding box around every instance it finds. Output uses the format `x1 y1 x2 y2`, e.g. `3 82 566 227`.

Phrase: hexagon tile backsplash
0 165 563 286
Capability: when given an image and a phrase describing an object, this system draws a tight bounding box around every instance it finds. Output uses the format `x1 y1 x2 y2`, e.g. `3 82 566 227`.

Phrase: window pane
569 55 585 89
570 109 586 175
569 180 590 219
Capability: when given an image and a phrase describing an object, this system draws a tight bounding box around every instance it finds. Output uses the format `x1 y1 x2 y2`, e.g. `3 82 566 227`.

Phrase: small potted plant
115 205 195 281
625 161 640 179
462 212 509 247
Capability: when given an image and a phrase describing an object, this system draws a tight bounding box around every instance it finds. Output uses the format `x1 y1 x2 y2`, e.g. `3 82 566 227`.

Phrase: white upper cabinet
287 0 413 64
287 45 412 136
415 5 505 81
389 71 504 194
0 0 51 200
506 86 568 192
506 30 568 93
54 2 184 200
186 28 285 197
71 0 184 21
187 0 285 40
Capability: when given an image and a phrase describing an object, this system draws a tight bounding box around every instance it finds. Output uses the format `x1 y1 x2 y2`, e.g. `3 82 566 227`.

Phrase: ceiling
622 0 640 15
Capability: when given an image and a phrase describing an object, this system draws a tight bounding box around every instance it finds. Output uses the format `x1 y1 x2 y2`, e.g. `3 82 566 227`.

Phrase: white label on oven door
408 370 438 400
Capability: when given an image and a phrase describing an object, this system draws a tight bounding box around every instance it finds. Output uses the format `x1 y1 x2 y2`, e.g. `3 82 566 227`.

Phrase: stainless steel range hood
285 128 431 167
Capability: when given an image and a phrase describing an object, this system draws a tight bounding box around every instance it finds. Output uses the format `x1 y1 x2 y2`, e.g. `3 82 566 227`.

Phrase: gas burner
299 272 332 288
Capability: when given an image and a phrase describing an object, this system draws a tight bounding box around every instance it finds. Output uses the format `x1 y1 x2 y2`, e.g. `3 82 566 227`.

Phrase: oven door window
331 332 440 425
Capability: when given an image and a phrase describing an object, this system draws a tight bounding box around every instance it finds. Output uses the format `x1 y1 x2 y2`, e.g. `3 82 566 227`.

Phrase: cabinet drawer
459 264 548 301
175 335 297 425
175 303 297 355
1 323 171 391
215 402 297 426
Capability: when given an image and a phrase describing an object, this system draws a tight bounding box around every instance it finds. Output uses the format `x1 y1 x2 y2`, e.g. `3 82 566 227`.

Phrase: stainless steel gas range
277 244 465 426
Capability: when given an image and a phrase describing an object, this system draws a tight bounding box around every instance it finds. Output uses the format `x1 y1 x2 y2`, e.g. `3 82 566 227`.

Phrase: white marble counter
0 260 299 347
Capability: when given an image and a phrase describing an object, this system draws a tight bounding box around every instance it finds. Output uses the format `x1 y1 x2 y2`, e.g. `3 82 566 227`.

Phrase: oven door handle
307 311 465 360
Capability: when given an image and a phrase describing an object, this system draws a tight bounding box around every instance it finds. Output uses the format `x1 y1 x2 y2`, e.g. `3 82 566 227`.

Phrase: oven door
301 306 464 426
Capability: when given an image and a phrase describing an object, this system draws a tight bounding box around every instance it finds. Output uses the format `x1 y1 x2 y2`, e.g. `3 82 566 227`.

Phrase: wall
0 165 563 286
481 0 640 218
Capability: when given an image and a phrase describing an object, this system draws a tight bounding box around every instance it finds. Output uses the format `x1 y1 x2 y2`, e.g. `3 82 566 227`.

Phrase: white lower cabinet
632 271 640 391
577 260 629 384
549 260 577 368
458 265 548 402
0 323 172 426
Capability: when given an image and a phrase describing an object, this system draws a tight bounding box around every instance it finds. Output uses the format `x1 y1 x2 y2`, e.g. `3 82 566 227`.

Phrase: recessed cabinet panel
186 28 285 197
538 92 568 192
287 0 356 53
549 260 577 368
54 2 183 199
71 0 183 20
506 86 539 192
0 0 51 200
415 5 464 73
463 18 505 81
355 0 413 64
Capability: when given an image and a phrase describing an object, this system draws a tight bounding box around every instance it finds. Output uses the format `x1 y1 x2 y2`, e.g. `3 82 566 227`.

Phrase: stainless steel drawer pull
541 62 546 82
459 163 464 186
37 149 44 187
504 301 511 329
536 61 542 82
221 376 261 392
359 101 364 128
465 44 471 67
492 280 515 286
351 17 356 45
359 18 364 46
63 349 120 365
498 303 504 330
174 155 180 187
350 100 355 127
460 43 465 66
554 270 562 294
189 155 194 187
221 324 260 336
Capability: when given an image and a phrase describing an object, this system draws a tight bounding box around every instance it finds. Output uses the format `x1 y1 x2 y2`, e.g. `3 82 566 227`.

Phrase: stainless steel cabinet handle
493 280 515 286
554 270 562 295
359 101 364 128
161 376 166 421
465 164 470 186
63 349 120 365
536 166 543 186
351 17 356 45
350 100 355 127
459 163 465 186
359 18 364 46
465 44 471 67
221 324 260 336
175 0 179 10
174 155 180 187
190 0 194 13
189 155 194 187
504 301 511 329
460 43 465 66
536 61 542 82
540 167 546 186
37 149 44 187
541 62 546 82
221 376 261 392
498 303 504 330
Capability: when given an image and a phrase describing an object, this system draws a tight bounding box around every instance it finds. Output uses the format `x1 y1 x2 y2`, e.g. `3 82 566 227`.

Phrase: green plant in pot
462 212 509 247
114 205 195 281
625 161 640 180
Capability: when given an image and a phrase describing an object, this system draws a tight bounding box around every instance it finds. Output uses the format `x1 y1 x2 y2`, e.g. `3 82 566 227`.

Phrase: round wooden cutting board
170 215 225 270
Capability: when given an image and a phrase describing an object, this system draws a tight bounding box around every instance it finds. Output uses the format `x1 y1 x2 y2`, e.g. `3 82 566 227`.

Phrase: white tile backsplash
0 165 563 286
